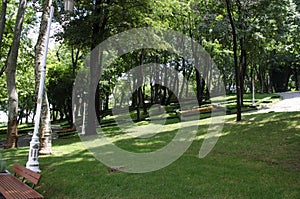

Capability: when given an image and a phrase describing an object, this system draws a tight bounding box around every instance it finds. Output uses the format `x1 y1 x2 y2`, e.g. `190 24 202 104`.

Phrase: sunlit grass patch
0 111 299 198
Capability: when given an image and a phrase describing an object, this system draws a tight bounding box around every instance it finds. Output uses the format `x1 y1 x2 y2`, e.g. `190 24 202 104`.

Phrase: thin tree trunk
239 37 247 106
179 59 186 99
105 90 109 111
189 20 205 106
5 0 27 148
225 0 242 121
195 70 204 106
34 0 52 154
136 50 145 121
162 63 168 105
295 68 299 91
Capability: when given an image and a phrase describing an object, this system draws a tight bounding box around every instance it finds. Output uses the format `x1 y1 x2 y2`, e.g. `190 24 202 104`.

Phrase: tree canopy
0 0 299 147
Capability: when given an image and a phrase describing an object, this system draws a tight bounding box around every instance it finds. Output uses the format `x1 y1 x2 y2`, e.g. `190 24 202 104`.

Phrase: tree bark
0 0 7 73
39 93 52 154
85 0 109 134
5 0 27 148
34 0 52 154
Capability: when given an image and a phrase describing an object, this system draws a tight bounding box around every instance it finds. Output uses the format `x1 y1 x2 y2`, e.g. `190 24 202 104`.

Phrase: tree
47 47 78 124
224 0 242 121
52 0 300 127
5 0 27 148
59 0 155 133
34 0 53 154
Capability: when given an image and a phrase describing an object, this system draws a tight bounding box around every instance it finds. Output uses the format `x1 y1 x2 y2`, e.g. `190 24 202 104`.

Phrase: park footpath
256 92 300 113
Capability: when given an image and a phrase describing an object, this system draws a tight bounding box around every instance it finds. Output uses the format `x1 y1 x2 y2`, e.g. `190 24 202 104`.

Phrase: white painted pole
64 0 74 12
252 76 256 106
82 95 86 135
26 6 54 173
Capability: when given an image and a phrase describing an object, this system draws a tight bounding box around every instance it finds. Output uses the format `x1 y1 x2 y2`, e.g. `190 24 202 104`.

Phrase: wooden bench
179 105 215 116
0 164 44 199
56 127 77 138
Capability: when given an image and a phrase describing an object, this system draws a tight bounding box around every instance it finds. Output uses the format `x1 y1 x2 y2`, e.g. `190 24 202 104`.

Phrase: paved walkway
257 92 300 113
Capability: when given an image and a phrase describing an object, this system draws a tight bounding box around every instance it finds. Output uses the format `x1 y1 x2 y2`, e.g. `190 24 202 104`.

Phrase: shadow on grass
0 112 299 198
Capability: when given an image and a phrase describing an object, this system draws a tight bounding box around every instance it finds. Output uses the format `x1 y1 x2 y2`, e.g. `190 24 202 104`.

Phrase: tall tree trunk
0 0 7 47
34 0 52 154
295 67 299 91
86 0 108 134
105 89 109 111
239 37 247 106
225 0 242 121
189 19 205 106
179 59 186 99
5 0 27 148
136 50 145 121
162 63 168 105
195 70 205 106
0 0 7 76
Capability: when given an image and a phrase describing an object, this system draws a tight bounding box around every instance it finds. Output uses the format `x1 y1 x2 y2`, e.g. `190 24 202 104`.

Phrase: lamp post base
26 138 41 173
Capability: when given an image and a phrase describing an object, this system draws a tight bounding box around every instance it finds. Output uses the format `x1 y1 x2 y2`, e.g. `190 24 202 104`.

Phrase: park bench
51 125 77 138
179 105 215 116
0 164 44 199
56 127 77 138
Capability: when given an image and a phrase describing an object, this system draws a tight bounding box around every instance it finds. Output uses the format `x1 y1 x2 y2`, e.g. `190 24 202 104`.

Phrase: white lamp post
252 77 256 106
26 1 74 172
26 6 54 172
64 0 74 12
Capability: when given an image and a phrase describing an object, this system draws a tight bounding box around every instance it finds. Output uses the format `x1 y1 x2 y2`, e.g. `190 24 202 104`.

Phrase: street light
26 6 54 173
26 1 74 173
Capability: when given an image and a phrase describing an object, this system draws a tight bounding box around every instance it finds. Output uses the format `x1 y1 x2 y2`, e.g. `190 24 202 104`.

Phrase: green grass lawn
1 111 299 198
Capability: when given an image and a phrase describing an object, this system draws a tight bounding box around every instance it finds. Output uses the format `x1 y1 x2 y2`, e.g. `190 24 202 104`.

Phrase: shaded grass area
0 120 71 141
0 112 299 198
0 123 34 140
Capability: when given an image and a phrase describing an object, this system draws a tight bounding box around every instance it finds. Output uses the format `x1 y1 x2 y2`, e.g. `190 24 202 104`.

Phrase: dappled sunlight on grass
195 131 230 140
211 112 300 172
96 115 212 153
0 111 299 198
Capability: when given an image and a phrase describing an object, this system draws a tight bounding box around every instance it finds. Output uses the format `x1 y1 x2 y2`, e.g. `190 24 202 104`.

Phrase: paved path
257 92 300 113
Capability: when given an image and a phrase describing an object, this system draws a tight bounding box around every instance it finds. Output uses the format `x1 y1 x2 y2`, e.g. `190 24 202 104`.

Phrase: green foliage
46 45 82 121
0 1 38 117
0 0 299 124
